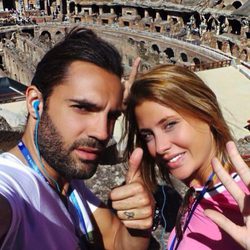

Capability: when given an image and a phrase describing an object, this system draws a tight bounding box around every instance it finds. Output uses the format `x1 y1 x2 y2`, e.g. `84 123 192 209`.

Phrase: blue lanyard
169 171 215 250
18 141 49 184
17 140 92 242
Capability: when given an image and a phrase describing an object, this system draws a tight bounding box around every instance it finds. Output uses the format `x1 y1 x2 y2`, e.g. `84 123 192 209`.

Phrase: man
0 27 154 249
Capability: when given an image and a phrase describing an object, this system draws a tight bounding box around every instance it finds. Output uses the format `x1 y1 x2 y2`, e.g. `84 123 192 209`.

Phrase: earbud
32 100 40 119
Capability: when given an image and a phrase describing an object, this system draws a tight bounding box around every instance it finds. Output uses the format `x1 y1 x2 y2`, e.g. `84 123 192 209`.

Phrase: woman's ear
26 86 43 120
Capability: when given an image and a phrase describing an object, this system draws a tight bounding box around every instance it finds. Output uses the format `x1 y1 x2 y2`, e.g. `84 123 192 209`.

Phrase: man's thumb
126 147 143 184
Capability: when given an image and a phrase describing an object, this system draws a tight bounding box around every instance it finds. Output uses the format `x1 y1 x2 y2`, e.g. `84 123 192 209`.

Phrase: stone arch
217 40 223 50
180 52 188 62
231 44 240 57
141 63 150 72
139 40 146 47
39 30 52 46
0 55 4 70
151 44 160 53
232 1 242 8
54 31 64 43
69 1 75 13
240 49 248 61
3 0 15 10
128 37 135 45
230 19 241 35
207 17 219 32
103 5 110 13
223 0 245 6
164 48 174 59
193 57 201 65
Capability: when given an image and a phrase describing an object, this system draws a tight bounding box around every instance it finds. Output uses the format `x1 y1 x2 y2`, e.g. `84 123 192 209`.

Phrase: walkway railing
187 59 232 72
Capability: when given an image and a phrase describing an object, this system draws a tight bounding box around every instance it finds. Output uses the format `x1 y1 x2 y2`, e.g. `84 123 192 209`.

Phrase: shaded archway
3 0 15 10
180 52 188 62
152 44 160 53
69 2 75 13
164 48 174 59
232 1 242 9
193 57 201 65
229 19 241 35
128 38 135 45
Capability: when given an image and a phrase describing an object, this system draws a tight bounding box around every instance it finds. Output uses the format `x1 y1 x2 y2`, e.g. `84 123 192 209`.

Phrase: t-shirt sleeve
83 185 102 213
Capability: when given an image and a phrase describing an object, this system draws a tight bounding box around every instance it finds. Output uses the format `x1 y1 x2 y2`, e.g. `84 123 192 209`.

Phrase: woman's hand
205 141 250 249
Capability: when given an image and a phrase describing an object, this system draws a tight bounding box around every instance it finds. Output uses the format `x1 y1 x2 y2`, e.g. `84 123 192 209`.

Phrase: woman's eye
164 121 177 130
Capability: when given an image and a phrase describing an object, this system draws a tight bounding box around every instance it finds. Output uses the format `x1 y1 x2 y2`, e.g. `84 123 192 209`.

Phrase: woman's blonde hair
125 64 233 191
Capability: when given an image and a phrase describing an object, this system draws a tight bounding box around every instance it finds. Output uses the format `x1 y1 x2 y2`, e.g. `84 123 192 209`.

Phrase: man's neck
9 136 70 196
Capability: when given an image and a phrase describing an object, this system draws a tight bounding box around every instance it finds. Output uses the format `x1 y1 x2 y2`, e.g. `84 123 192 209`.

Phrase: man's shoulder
0 152 28 176
0 152 22 167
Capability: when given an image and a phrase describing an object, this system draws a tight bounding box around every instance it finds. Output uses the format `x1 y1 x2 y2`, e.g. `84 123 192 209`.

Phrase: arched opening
3 0 15 10
113 5 122 17
141 64 150 72
76 4 81 13
229 19 241 35
240 49 248 61
232 1 242 9
69 2 75 13
39 31 52 44
39 0 45 10
158 9 167 21
61 0 67 14
217 40 223 50
193 57 201 65
128 38 135 45
103 5 109 13
180 52 188 62
92 4 99 15
147 7 156 19
136 7 144 18
164 48 174 59
55 31 63 42
0 55 4 71
152 44 160 53
22 29 34 37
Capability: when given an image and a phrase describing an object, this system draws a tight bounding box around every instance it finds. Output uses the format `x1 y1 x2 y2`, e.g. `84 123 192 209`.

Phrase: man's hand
110 147 154 230
204 141 250 249
123 57 141 108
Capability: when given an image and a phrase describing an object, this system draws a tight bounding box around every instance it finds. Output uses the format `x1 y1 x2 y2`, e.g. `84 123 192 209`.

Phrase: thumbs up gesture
109 148 155 230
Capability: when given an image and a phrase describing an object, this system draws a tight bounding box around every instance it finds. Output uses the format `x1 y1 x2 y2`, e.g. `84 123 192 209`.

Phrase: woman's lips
166 152 185 169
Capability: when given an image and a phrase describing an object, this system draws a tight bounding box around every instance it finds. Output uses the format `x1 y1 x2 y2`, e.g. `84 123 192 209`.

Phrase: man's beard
37 110 105 180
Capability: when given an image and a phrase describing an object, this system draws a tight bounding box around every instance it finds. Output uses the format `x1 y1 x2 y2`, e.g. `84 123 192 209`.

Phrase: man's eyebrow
67 99 100 110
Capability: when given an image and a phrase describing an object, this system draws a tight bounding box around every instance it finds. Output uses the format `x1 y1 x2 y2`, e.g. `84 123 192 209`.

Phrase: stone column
23 0 28 10
0 0 4 11
44 0 48 15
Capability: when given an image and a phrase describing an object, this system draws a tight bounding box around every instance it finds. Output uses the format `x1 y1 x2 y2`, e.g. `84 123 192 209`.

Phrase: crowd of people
0 26 249 250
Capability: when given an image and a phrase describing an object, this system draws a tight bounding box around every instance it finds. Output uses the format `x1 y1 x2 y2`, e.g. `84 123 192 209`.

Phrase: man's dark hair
32 26 123 102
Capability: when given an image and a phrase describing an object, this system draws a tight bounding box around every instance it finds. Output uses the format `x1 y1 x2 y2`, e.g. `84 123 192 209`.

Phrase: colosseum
0 0 248 85
0 0 249 137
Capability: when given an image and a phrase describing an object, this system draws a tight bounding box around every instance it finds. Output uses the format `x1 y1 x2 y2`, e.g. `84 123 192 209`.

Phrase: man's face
38 61 123 180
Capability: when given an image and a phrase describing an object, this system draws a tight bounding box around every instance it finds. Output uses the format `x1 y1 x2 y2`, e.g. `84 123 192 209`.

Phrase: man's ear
26 86 43 120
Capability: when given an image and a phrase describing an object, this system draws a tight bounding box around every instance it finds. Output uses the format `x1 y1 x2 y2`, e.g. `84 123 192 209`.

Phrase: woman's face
135 100 216 186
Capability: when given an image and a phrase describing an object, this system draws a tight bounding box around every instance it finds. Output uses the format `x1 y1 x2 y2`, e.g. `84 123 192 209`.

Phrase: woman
125 64 249 249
